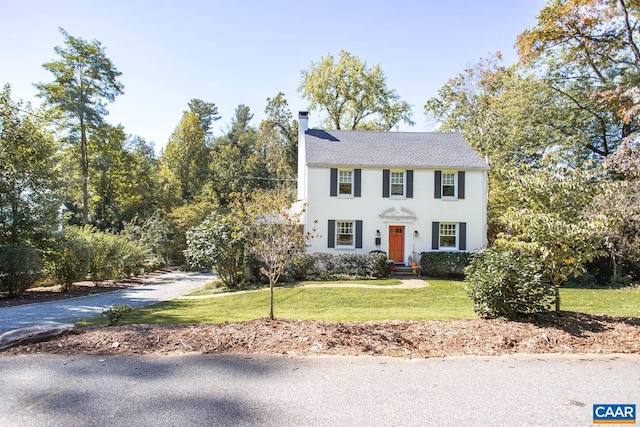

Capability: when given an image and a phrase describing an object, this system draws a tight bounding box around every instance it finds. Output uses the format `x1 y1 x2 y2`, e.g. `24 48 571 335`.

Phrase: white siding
304 166 487 264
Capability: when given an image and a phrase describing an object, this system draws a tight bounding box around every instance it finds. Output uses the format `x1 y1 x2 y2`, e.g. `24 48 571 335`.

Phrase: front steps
390 265 421 278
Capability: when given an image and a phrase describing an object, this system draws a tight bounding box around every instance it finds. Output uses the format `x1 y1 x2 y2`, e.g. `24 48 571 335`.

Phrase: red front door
388 226 404 264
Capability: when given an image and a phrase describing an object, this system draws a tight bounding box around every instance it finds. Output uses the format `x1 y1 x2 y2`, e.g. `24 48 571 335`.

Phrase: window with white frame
390 171 404 196
442 172 456 197
338 170 353 196
439 223 457 248
336 221 354 247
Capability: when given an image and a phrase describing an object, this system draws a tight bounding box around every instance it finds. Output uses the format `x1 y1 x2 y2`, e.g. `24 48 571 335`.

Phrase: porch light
376 229 381 237
414 230 419 237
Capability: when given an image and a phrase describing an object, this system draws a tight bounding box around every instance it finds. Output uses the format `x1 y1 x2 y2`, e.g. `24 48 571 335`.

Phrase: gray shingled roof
305 129 489 169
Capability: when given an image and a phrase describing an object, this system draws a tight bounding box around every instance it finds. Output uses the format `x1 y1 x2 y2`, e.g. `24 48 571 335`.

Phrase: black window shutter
458 171 465 200
328 220 335 248
459 222 467 251
406 170 413 198
382 169 390 198
432 222 440 250
354 169 362 197
355 220 363 248
434 171 442 198
330 168 337 197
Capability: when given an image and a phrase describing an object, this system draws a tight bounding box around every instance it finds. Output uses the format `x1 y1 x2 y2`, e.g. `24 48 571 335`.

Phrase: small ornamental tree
468 166 606 315
239 189 312 320
184 213 246 288
501 209 604 311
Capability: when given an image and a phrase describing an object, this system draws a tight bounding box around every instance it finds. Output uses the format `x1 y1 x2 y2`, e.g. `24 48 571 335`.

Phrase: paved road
0 271 213 334
0 353 637 426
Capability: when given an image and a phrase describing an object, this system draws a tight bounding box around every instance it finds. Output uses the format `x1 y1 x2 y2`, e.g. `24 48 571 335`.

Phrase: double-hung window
432 221 467 251
390 172 404 196
336 221 354 247
338 170 353 196
435 170 465 199
383 170 413 198
439 223 457 248
442 172 456 198
329 219 363 249
331 168 361 197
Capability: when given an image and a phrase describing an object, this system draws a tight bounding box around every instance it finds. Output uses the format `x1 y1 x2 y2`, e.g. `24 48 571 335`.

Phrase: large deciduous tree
161 100 216 202
516 0 640 158
0 85 61 246
258 93 298 180
425 53 594 170
208 105 270 205
89 127 160 231
36 28 123 225
299 50 413 130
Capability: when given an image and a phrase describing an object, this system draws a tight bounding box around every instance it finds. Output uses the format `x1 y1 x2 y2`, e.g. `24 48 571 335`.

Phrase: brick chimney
297 111 309 201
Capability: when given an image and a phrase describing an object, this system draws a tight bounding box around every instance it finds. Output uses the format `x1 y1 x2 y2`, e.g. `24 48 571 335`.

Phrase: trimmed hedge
246 252 389 283
419 251 471 279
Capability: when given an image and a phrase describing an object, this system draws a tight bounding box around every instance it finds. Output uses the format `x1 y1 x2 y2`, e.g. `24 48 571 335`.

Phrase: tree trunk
554 284 561 312
10 191 18 245
80 116 89 226
269 280 275 320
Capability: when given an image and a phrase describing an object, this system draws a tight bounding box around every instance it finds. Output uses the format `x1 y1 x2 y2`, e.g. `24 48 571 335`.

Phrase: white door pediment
379 207 417 221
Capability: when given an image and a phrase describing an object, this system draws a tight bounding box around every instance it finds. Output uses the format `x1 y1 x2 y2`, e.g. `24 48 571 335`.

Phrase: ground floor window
336 221 354 247
439 223 457 248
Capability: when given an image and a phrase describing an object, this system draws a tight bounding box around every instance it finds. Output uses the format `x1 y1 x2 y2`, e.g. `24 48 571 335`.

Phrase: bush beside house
419 252 471 279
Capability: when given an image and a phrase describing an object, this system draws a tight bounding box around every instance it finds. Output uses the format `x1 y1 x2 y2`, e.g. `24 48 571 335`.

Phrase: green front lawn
560 286 640 317
79 280 640 326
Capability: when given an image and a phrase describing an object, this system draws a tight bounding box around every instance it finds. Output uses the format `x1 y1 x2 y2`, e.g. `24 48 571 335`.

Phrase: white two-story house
296 111 489 265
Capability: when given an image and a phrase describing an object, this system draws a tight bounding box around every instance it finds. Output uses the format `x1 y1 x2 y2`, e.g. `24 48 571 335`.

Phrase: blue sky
1 0 543 153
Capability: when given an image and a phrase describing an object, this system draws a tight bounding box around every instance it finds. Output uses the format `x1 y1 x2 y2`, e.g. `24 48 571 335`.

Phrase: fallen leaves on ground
3 313 639 358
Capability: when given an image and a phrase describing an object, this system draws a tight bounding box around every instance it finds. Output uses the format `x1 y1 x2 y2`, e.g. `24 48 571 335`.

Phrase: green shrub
419 252 471 278
0 244 43 296
102 304 133 325
122 211 175 269
184 213 245 288
286 252 388 281
81 227 147 285
465 246 554 318
244 252 268 284
46 227 92 291
289 251 315 280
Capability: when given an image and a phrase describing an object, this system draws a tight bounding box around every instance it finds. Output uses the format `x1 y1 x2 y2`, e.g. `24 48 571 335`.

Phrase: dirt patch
3 313 639 358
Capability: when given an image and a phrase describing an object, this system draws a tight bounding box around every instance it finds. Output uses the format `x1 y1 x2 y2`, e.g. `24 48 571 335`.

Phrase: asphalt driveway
0 271 213 335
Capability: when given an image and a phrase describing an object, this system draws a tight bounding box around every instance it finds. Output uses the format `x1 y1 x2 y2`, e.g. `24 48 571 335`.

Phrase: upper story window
390 172 405 196
331 168 361 197
442 172 456 197
383 169 413 198
434 170 465 200
339 170 353 196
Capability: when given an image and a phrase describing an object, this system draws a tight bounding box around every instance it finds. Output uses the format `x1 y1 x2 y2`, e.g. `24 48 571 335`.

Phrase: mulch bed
3 313 639 358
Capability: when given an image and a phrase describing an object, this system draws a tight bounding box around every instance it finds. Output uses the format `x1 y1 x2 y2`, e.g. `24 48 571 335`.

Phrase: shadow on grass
513 311 640 337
